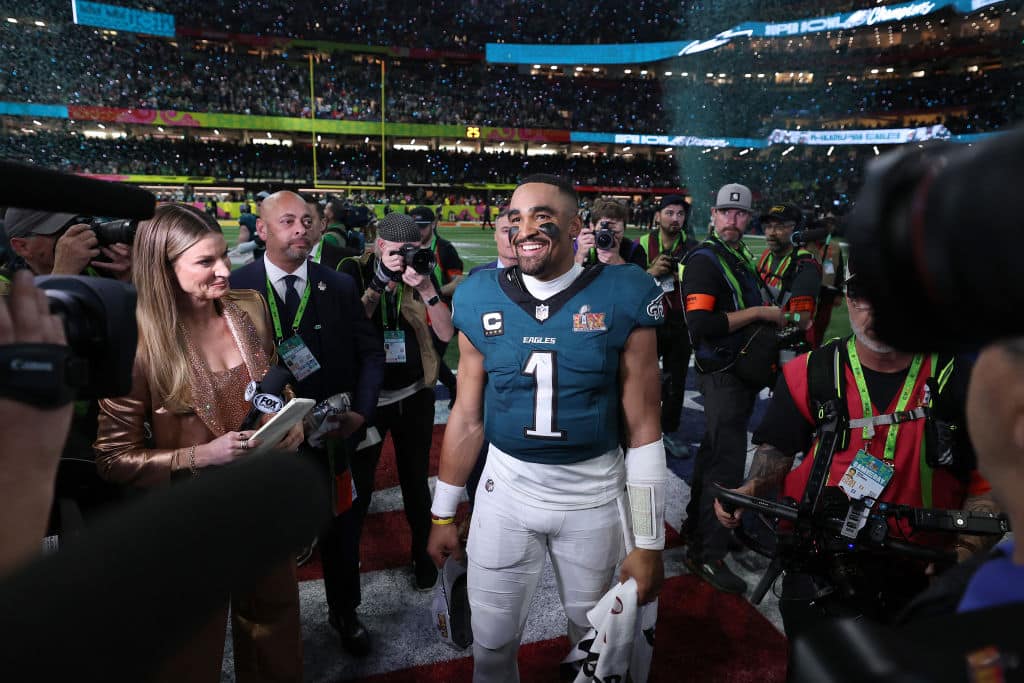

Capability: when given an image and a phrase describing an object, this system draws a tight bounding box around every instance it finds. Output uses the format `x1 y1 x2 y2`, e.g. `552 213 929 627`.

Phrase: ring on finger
240 439 249 449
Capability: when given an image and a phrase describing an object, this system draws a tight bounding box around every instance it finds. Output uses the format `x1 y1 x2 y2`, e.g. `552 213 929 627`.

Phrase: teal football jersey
453 265 664 465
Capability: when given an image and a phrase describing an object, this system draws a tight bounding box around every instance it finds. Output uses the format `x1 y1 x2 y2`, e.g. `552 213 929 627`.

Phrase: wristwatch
425 293 441 307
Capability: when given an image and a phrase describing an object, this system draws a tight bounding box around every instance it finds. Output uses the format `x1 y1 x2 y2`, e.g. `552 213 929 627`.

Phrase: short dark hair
518 174 578 210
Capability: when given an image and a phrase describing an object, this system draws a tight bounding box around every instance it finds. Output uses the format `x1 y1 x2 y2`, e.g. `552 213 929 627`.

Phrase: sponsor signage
72 0 175 37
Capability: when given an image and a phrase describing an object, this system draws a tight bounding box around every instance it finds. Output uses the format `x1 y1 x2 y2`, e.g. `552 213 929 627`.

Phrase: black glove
370 257 398 292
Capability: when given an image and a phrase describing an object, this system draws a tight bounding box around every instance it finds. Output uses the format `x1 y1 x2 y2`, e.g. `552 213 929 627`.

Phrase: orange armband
685 293 716 312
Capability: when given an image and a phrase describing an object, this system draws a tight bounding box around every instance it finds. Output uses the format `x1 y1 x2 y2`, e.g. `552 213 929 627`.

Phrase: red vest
780 352 975 541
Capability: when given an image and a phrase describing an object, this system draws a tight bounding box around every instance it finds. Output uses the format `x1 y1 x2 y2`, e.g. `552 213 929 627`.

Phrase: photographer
756 204 820 333
574 197 646 268
636 195 698 455
680 183 785 595
339 213 453 592
714 269 998 638
4 209 132 281
0 270 73 576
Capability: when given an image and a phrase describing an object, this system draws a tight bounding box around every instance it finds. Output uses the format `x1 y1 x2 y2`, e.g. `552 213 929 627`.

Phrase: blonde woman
95 203 303 682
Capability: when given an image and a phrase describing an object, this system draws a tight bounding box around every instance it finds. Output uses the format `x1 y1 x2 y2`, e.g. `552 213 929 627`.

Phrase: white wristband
431 479 465 518
625 440 668 551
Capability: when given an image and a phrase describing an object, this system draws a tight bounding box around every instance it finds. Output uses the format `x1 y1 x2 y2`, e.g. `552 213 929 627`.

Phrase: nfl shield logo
535 304 549 321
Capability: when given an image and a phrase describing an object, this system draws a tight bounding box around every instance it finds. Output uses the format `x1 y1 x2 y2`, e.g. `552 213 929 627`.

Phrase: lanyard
311 240 323 264
380 283 404 330
709 233 757 276
266 276 312 342
659 232 682 258
758 250 792 287
846 336 924 460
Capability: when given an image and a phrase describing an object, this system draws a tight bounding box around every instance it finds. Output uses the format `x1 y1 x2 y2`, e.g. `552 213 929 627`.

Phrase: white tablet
248 398 315 456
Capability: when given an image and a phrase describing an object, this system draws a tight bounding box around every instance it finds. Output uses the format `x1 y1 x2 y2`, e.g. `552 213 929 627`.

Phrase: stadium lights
317 135 322 142
456 140 461 145
533 65 541 69
664 71 672 76
827 145 835 156
550 65 558 70
34 20 45 26
885 67 894 73
542 143 548 148
781 146 795 156
640 70 648 75
870 68 879 74
214 129 220 135
664 147 672 152
873 146 880 155
582 145 590 150
97 123 105 129
500 141 505 147
364 136 370 143
32 120 42 126
912 70 925 77
592 67 600 73
266 131 272 138
718 73 726 78
738 148 750 156
680 72 688 77
706 72 714 77
575 66 583 71
624 69 632 74
757 73 766 78
744 73 752 78
410 139 416 144
622 146 631 152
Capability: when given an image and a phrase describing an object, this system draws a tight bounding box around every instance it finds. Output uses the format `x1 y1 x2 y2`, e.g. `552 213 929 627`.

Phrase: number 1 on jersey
522 350 566 440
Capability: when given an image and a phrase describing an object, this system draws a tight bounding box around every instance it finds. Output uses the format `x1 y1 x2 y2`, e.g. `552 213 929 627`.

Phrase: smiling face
507 182 579 280
173 233 231 304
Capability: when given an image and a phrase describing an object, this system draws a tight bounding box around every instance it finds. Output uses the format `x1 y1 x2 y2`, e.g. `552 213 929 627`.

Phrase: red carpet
351 575 787 683
299 422 788 681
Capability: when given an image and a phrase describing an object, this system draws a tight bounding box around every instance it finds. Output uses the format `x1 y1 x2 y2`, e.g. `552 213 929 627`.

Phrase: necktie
282 274 301 330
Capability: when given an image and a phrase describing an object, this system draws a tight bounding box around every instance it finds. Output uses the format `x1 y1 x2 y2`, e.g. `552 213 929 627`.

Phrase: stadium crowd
1 21 1020 135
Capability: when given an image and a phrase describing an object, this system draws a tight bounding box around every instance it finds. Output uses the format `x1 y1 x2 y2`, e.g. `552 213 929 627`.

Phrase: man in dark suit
229 191 384 657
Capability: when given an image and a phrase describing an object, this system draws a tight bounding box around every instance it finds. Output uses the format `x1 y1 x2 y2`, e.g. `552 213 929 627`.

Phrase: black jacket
230 258 384 422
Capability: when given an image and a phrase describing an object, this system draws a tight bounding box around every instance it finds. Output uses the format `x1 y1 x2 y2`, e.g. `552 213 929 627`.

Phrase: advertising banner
487 0 1002 64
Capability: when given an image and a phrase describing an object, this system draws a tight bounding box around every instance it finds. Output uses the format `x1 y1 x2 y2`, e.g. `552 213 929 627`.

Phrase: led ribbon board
486 0 1003 64
71 0 175 37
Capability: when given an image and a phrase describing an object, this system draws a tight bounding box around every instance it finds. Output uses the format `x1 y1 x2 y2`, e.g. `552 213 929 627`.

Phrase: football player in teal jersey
428 175 669 681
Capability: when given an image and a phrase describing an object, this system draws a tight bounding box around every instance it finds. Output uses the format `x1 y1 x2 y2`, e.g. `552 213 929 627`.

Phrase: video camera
847 125 1024 351
390 244 436 276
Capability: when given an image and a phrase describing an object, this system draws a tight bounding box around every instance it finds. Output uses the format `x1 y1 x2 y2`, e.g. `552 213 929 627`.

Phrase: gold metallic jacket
95 289 275 488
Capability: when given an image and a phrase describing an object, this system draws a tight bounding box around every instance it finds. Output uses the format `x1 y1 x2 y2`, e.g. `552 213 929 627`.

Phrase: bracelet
431 516 455 526
188 445 198 479
425 293 441 307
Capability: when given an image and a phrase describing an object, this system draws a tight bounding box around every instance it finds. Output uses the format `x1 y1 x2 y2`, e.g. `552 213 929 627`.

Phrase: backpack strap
806 337 850 453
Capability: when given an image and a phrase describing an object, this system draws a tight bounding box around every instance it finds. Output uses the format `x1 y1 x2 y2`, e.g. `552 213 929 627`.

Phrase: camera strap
0 343 85 408
379 284 405 330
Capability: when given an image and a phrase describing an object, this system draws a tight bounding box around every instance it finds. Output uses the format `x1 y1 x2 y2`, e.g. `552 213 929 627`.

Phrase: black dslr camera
391 244 436 277
88 218 139 247
1 276 138 407
594 221 617 251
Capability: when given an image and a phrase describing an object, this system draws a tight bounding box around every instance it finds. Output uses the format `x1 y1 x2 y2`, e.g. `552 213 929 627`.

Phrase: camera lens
595 229 615 250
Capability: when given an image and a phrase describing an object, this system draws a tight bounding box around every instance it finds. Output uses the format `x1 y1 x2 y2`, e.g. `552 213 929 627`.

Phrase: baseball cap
431 556 472 650
409 206 435 224
759 203 803 227
713 183 753 212
658 194 688 211
376 212 422 243
3 208 79 239
256 191 271 201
